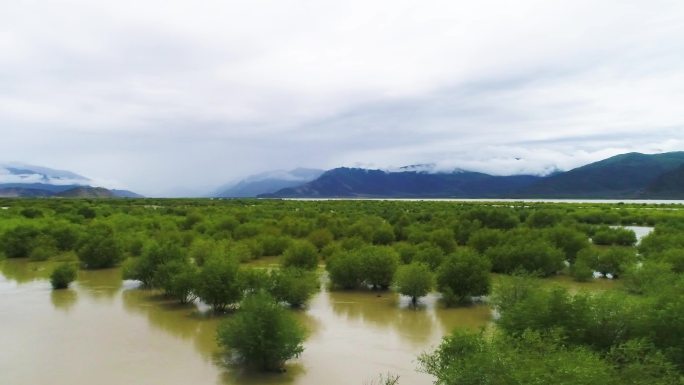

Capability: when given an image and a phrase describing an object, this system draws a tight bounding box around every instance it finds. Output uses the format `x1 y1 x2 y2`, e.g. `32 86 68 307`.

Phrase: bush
195 256 242 311
281 240 318 270
269 268 319 307
394 262 433 305
413 243 445 271
122 241 183 286
436 249 491 306
592 227 637 246
571 259 594 282
326 250 365 289
77 224 122 269
217 291 305 371
485 234 564 276
153 259 199 303
361 246 399 290
50 263 77 289
1 225 41 258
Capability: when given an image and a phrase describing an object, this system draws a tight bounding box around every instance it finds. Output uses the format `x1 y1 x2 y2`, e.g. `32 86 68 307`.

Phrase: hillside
260 152 684 199
518 152 684 198
641 164 684 199
261 168 542 198
216 168 323 197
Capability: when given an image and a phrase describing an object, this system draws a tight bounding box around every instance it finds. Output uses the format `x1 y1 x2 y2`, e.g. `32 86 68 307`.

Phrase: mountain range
4 152 684 199
0 164 142 198
255 152 684 199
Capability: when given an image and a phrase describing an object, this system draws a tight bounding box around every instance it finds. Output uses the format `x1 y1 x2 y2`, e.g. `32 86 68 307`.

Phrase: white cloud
1 0 683 195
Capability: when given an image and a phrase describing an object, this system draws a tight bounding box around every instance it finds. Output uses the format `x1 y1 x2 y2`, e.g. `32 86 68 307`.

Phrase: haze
2 0 684 196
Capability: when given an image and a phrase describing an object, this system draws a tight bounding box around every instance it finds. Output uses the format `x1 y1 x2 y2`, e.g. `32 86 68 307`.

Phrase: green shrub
217 291 305 371
50 263 77 289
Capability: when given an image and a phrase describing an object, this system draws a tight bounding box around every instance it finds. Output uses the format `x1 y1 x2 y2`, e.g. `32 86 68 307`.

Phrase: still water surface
0 260 492 385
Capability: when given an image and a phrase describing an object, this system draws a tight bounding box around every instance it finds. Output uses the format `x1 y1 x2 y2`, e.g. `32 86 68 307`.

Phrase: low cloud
1 0 683 196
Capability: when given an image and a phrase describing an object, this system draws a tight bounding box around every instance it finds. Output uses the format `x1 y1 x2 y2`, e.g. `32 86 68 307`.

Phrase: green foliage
326 250 365 289
436 249 490 305
259 235 292 256
50 263 77 289
412 242 445 270
545 226 590 261
526 210 562 228
361 246 399 289
77 224 122 269
622 261 677 295
153 258 199 303
281 240 318 270
592 226 637 246
1 225 41 258
123 241 183 286
419 330 615 385
570 258 594 282
216 291 305 371
485 231 564 276
195 256 242 311
466 228 503 254
429 229 456 253
269 267 319 307
394 262 433 304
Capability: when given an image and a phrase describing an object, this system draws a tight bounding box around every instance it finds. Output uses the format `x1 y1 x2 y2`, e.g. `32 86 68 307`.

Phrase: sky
1 0 684 196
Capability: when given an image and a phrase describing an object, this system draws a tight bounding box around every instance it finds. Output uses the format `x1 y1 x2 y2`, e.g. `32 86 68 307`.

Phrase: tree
326 250 365 289
154 259 199 303
122 241 183 286
50 263 77 289
307 229 334 250
436 249 491 306
195 256 242 311
394 262 433 305
281 240 318 270
361 246 399 290
269 267 319 307
217 291 305 371
1 225 41 258
418 330 618 385
77 224 122 269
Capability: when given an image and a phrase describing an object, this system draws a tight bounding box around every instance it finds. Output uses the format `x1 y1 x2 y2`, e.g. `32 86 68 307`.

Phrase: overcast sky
2 0 684 196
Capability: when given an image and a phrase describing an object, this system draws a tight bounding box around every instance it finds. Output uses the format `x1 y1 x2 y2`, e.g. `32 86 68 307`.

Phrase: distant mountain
261 167 542 198
259 152 684 199
215 168 324 197
0 163 141 198
519 152 684 198
641 164 684 199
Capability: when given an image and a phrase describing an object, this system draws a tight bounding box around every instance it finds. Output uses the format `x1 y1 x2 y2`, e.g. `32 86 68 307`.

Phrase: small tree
394 262 433 305
282 240 319 270
196 256 243 311
269 267 319 307
326 250 365 289
217 291 305 371
362 246 399 290
50 263 77 289
154 259 199 303
77 224 122 269
436 249 491 306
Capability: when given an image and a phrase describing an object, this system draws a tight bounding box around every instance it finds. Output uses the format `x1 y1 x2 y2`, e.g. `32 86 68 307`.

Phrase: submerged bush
50 263 77 289
217 291 305 371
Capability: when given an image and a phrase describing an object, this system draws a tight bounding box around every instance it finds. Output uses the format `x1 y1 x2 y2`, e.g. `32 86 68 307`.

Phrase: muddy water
0 259 493 385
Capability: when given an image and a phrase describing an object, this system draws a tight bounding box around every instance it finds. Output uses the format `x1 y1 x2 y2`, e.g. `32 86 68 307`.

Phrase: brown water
0 259 493 385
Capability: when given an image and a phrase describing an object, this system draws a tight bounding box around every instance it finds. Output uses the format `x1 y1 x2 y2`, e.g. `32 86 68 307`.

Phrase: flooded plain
0 259 494 385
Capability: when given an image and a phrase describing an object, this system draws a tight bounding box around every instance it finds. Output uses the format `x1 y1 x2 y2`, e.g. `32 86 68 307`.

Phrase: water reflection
121 288 221 360
76 268 122 302
0 258 57 283
50 289 78 312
